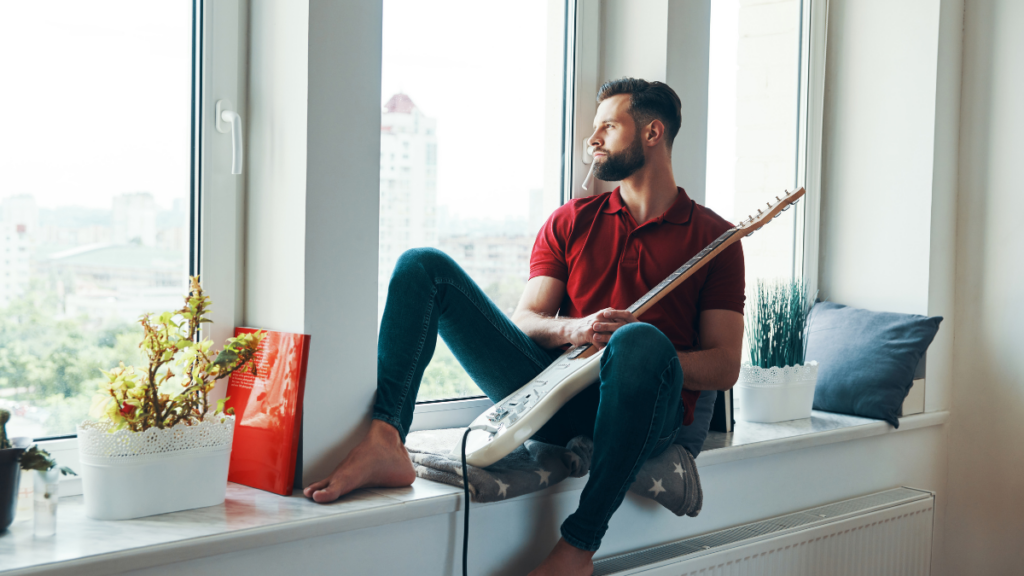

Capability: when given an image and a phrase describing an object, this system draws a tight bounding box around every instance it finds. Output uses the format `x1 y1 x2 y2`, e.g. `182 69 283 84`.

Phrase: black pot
0 447 26 533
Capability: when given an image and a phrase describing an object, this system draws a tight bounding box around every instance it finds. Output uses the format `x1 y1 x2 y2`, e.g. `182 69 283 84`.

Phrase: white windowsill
0 410 949 576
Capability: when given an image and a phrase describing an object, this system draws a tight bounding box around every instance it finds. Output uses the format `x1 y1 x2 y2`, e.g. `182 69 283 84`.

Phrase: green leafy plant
745 279 812 369
20 445 76 476
90 276 264 432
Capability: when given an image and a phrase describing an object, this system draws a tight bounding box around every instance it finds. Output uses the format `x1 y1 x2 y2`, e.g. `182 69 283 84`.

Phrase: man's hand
566 308 639 349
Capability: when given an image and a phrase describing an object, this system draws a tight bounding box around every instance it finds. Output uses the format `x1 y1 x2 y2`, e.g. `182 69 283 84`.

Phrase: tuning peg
776 196 781 201
757 208 762 215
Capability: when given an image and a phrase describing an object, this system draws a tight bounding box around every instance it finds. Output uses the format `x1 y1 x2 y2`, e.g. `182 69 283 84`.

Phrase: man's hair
596 78 682 149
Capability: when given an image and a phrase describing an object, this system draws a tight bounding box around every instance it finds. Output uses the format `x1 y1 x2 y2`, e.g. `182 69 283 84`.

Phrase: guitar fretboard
568 227 739 359
627 227 738 314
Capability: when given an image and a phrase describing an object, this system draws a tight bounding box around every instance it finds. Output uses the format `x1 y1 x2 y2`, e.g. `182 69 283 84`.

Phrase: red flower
119 403 136 418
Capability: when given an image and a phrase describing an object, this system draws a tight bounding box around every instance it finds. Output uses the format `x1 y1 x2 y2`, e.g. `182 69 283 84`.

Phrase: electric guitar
462 187 806 467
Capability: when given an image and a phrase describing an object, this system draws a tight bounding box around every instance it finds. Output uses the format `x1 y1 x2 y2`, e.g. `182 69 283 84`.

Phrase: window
705 0 813 296
0 1 197 440
379 0 569 403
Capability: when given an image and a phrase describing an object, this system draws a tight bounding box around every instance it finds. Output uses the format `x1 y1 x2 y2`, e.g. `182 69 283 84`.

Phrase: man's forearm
676 348 741 391
511 310 575 349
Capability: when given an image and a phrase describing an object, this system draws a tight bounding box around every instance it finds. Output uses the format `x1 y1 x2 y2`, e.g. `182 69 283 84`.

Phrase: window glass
705 0 807 294
379 0 567 402
0 1 194 438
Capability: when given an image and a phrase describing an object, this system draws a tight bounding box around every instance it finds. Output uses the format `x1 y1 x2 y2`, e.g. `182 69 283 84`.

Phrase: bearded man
304 78 745 576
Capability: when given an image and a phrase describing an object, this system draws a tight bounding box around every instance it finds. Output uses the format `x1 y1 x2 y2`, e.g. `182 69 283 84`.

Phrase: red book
225 328 311 496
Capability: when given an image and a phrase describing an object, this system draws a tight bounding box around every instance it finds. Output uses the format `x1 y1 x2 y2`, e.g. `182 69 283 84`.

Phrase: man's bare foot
302 419 416 503
527 538 595 576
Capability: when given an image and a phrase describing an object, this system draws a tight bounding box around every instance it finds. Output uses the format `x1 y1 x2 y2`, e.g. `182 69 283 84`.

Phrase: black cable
461 427 472 576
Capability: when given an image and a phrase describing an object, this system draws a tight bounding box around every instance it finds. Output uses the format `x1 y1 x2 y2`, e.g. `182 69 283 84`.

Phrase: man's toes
312 483 342 503
303 479 329 498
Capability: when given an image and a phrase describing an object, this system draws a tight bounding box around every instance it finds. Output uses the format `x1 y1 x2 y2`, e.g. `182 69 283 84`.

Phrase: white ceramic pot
734 362 819 423
77 416 234 520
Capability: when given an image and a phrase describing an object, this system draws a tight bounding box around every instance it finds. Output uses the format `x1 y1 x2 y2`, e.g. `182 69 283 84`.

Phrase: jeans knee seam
434 275 550 370
392 286 437 424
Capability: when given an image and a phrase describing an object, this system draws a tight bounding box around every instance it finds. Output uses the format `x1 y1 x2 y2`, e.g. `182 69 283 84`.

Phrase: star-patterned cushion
405 429 702 517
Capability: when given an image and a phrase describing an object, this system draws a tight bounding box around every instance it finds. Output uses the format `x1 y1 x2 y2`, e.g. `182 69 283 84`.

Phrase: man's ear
644 119 666 148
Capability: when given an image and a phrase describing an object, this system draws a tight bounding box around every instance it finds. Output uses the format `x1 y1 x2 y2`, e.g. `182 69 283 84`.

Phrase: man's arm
511 276 613 349
676 309 744 391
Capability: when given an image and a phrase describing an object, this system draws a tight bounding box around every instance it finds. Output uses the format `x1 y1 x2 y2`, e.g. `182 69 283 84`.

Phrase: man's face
589 94 646 182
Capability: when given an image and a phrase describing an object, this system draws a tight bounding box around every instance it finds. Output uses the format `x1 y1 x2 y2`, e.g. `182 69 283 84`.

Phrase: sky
381 0 554 219
0 1 193 211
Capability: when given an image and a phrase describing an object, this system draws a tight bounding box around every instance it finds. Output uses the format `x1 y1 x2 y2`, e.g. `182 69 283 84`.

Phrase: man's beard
593 133 646 181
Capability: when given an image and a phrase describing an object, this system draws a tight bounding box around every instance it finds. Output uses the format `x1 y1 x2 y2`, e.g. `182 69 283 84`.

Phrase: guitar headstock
735 187 805 237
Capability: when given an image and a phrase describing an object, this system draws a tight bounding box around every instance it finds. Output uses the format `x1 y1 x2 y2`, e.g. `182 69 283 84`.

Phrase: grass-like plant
745 279 812 369
90 276 264 432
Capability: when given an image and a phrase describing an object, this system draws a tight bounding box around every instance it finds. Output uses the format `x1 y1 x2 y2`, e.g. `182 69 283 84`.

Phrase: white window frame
37 0 248 496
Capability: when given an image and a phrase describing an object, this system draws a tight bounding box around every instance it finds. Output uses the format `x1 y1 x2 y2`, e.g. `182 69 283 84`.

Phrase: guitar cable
460 428 472 576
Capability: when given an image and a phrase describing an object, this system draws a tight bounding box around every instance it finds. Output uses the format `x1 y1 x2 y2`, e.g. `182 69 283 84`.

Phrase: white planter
734 362 819 423
77 416 235 520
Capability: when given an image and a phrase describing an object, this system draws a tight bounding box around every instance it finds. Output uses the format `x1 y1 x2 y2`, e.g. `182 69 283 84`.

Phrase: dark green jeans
372 248 713 551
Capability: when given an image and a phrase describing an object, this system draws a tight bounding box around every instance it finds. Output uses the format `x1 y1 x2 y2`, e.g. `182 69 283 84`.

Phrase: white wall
818 0 961 417
246 0 309 333
245 0 382 488
117 425 948 576
818 0 940 317
946 1 1024 574
666 0 711 206
587 0 711 204
302 0 382 488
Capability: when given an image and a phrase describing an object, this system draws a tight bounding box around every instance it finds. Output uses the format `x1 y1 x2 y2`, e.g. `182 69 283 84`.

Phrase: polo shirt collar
601 186 694 225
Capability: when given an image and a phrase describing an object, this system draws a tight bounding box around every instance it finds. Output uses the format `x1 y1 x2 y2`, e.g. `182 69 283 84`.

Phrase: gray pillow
805 302 942 428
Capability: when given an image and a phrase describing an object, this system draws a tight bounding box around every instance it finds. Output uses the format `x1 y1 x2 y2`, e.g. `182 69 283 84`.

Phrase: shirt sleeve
696 240 745 314
529 203 574 283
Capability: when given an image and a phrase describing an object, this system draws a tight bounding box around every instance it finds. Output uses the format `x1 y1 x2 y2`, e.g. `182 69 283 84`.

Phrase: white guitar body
464 345 604 467
463 187 805 469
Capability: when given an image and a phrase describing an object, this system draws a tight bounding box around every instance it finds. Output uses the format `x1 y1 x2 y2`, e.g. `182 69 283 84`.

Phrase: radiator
594 487 934 576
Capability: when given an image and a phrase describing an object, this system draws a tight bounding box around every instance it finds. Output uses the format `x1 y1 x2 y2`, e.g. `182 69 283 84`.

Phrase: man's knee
601 323 679 391
606 322 675 362
393 247 456 280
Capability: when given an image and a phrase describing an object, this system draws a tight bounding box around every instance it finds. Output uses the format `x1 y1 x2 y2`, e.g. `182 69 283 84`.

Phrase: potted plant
77 276 263 520
0 410 75 533
734 279 818 423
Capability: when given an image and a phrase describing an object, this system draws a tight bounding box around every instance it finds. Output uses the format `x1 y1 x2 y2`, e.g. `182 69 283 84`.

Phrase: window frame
34 0 248 495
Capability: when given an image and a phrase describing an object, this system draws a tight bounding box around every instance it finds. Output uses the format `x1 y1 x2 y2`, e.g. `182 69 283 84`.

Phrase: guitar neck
628 227 740 317
569 227 741 360
566 187 803 360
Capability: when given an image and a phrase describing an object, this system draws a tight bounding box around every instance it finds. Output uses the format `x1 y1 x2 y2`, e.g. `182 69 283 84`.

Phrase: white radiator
594 487 934 576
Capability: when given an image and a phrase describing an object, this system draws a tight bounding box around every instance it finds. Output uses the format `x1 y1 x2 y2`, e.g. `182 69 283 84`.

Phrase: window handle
216 100 243 175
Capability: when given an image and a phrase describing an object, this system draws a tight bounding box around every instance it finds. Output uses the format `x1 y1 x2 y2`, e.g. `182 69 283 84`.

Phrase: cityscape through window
0 2 194 439
380 0 568 402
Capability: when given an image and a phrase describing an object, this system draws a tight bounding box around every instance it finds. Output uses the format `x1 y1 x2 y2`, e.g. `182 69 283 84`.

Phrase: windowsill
0 410 948 575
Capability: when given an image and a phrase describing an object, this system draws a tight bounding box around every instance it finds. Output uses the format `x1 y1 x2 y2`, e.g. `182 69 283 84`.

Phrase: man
303 78 745 576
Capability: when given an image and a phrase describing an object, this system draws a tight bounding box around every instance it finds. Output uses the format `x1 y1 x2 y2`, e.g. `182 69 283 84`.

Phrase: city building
378 93 438 314
113 192 158 247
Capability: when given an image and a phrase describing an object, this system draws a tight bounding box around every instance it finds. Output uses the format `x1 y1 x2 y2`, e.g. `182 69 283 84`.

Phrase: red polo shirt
530 187 745 424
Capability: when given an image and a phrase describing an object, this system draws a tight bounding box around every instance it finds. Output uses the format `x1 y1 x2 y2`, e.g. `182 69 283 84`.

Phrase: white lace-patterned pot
734 362 819 423
77 415 234 520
